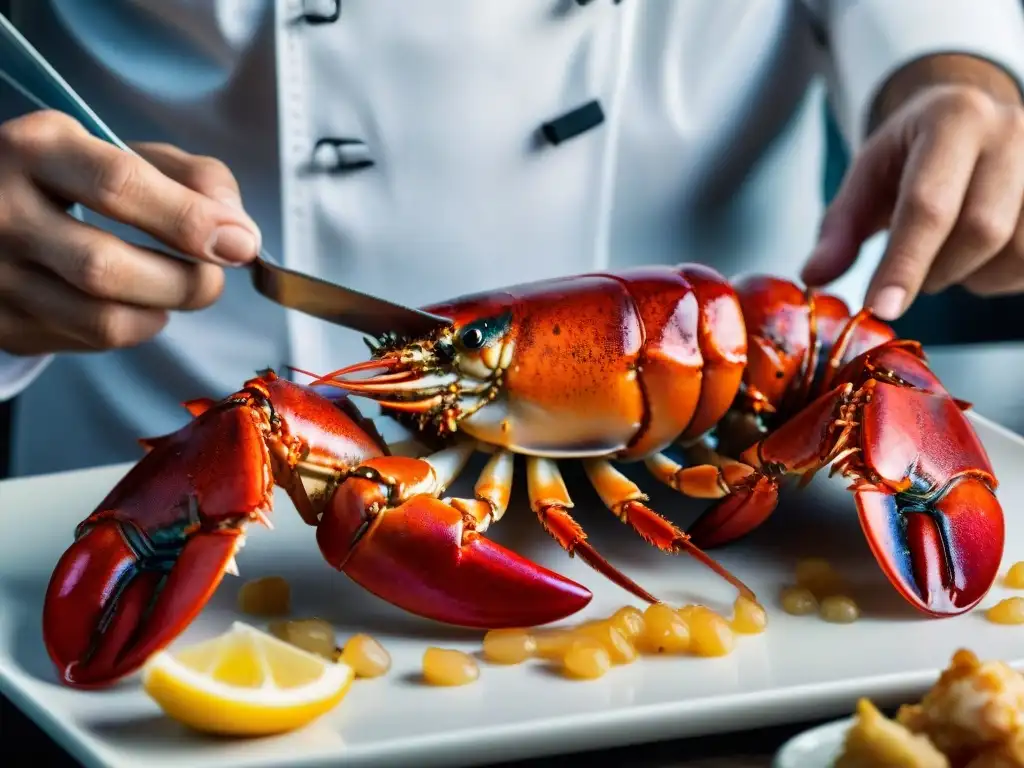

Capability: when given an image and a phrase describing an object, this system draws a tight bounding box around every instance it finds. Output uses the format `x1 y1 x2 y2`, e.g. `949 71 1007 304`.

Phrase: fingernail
869 285 907 321
212 188 262 253
207 225 258 264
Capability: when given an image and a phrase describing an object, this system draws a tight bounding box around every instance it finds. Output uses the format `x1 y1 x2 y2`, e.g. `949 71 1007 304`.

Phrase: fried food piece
834 698 949 767
965 732 1024 768
896 649 1024 760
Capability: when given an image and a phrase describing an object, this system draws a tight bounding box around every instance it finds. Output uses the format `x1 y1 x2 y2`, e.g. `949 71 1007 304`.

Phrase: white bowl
772 717 853 767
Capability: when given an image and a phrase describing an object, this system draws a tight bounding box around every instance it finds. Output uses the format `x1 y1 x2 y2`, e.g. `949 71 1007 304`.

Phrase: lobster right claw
854 375 1004 616
318 457 593 628
855 476 1004 615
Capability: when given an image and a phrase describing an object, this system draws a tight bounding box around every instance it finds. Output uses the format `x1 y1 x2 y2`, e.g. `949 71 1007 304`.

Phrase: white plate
772 717 852 767
3 414 1024 768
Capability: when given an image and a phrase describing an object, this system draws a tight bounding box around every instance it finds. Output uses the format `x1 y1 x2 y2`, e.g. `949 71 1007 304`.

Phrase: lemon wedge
142 621 354 737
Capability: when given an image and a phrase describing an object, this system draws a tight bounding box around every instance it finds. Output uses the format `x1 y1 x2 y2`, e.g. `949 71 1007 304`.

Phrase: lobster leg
677 383 856 549
525 457 660 604
582 459 756 601
644 450 779 549
442 448 514 533
639 383 856 553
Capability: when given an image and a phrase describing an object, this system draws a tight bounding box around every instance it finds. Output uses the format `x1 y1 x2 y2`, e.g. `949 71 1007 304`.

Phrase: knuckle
904 187 956 228
0 110 81 156
947 87 997 122
186 155 235 194
93 154 143 209
0 187 32 239
73 241 119 297
91 304 142 348
169 196 213 253
0 258 21 294
960 208 1014 247
0 313 22 352
1008 109 1024 139
181 263 225 310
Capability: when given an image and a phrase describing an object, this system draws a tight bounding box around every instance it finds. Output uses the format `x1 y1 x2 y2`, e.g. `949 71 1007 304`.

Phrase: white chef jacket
2 0 1023 477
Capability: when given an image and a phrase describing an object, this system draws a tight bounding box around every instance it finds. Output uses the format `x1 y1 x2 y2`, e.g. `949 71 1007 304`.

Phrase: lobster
42 264 1003 689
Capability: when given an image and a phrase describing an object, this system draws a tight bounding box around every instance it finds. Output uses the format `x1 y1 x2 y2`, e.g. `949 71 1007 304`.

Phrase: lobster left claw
43 401 268 687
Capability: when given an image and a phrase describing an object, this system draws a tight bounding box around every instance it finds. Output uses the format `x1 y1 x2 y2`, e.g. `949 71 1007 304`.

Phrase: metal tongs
0 13 452 340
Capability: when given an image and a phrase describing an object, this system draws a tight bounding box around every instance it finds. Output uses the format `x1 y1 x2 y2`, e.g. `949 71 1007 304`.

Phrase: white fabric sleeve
0 204 95 400
807 0 1024 149
0 351 53 400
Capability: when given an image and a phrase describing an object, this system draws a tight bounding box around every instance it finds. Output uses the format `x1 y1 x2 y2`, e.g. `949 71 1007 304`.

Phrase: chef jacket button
300 0 340 24
575 0 596 5
310 138 373 172
540 99 605 146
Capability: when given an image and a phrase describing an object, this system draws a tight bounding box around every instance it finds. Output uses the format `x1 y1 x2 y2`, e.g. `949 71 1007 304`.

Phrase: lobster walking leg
525 457 659 604
442 449 514 533
644 449 779 548
582 459 756 601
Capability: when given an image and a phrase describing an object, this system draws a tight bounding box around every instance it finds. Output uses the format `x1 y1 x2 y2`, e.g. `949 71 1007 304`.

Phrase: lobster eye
460 327 485 350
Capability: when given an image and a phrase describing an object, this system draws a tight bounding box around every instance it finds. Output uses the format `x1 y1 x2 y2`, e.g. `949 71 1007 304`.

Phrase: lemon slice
142 621 354 736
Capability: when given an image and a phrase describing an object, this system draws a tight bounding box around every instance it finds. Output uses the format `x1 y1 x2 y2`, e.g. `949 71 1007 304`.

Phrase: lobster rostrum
42 264 1003 689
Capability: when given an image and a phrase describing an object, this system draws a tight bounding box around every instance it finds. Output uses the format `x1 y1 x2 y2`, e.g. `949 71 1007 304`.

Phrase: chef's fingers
862 122 982 320
131 142 245 209
7 190 224 311
960 219 1024 296
0 257 169 349
0 303 97 356
921 116 1024 294
801 130 900 287
0 110 260 265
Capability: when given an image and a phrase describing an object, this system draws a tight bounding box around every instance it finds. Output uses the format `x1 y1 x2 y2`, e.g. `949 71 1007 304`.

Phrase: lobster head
320 291 519 439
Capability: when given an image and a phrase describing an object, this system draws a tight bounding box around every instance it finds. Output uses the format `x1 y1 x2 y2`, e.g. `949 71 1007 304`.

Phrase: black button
300 0 340 24
540 100 605 146
310 138 373 172
575 0 597 4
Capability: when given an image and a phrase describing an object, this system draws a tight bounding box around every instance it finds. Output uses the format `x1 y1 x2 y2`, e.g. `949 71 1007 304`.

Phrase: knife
0 13 453 340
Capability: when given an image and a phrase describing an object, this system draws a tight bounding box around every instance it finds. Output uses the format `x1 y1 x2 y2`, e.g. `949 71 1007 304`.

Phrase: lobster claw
854 381 1003 615
855 477 1003 615
43 522 240 687
318 457 592 628
43 401 272 688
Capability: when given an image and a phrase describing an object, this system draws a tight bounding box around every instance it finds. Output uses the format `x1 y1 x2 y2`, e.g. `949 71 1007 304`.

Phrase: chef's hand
0 110 261 356
801 56 1024 321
